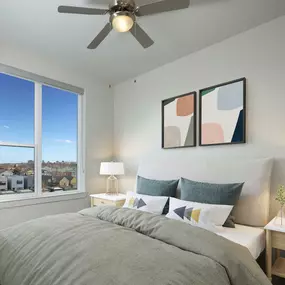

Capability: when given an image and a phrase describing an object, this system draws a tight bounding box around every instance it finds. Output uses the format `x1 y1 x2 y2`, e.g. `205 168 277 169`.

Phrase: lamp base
106 175 118 195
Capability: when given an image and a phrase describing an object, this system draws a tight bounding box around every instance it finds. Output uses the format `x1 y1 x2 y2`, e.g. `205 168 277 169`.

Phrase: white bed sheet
216 224 265 259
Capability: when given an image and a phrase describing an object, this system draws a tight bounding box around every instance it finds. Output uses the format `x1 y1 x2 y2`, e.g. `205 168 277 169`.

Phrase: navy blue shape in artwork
232 109 244 143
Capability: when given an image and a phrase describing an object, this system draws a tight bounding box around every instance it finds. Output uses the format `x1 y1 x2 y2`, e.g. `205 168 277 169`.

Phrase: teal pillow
137 176 179 214
180 178 244 228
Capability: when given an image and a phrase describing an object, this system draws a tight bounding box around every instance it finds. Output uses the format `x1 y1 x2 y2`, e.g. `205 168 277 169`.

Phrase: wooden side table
90 193 126 208
265 217 285 281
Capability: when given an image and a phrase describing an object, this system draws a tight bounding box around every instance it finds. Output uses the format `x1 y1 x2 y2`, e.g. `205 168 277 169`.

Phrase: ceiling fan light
112 15 134 33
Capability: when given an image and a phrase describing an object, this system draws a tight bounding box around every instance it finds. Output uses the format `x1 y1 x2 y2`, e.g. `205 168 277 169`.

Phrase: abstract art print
199 78 246 146
162 92 196 149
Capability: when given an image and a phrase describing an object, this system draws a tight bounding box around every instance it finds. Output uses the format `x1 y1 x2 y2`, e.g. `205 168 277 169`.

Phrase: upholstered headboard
137 157 273 227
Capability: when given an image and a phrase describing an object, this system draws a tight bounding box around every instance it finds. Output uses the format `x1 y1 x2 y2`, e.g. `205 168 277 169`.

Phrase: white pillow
123 192 168 215
166 198 233 232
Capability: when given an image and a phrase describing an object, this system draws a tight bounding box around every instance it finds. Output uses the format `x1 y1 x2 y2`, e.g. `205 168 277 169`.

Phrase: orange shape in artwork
176 95 194 116
202 123 224 145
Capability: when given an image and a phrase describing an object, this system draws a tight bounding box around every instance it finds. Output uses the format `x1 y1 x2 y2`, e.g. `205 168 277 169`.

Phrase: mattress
216 224 265 259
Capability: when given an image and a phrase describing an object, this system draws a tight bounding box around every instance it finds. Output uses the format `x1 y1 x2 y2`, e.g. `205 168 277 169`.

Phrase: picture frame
162 91 197 149
199 78 246 146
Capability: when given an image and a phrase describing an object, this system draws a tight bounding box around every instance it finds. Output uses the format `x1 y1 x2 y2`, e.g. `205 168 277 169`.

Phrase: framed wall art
199 78 246 146
162 91 197 149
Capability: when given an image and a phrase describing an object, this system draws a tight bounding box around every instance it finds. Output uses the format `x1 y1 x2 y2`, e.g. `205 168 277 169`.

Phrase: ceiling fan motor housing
111 0 136 8
109 0 137 12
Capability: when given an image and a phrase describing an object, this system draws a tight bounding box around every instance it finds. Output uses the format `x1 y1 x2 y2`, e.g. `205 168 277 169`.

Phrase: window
0 70 84 200
42 85 78 192
0 73 34 144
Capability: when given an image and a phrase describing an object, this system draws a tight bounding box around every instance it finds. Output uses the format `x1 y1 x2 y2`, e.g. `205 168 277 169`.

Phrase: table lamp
100 162 125 195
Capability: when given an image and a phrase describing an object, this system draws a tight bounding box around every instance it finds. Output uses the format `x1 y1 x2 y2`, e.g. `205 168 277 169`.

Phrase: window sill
0 191 87 210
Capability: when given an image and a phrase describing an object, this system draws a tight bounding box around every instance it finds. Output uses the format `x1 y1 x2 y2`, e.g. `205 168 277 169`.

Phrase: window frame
0 66 86 204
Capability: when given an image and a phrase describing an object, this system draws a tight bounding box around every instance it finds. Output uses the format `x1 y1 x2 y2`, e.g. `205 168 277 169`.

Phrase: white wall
2 15 285 229
0 44 113 229
114 16 285 218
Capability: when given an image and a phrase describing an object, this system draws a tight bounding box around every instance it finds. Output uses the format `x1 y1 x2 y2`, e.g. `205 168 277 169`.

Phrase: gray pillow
137 176 179 214
180 178 244 228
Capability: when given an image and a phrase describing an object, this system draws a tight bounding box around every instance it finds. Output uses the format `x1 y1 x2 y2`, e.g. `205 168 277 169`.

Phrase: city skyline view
0 73 78 163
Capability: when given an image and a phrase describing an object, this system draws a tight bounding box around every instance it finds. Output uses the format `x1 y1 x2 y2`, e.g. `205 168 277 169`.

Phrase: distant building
0 176 7 191
0 170 13 177
8 176 24 191
59 177 70 188
53 175 62 184
60 172 72 177
24 176 34 190
57 167 74 174
26 169 34 176
42 175 52 185
70 177 77 189
42 175 53 191
42 166 52 176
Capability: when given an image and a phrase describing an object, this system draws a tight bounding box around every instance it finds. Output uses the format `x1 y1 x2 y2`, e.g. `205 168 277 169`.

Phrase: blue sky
0 73 78 163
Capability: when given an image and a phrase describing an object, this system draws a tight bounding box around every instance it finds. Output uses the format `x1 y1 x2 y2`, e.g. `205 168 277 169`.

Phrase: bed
137 156 272 249
0 206 271 285
0 157 273 285
216 224 265 260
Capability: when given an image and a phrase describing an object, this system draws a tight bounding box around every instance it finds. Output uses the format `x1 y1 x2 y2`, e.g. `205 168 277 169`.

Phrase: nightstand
90 193 126 208
265 217 285 281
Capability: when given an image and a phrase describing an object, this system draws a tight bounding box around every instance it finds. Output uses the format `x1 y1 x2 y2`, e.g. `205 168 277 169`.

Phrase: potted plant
275 185 285 226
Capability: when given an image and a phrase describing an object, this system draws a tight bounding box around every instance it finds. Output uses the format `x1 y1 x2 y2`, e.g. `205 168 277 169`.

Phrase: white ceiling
1 0 285 85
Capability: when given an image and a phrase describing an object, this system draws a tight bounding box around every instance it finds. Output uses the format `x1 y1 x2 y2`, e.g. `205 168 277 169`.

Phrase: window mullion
35 83 42 196
77 93 85 192
77 95 82 192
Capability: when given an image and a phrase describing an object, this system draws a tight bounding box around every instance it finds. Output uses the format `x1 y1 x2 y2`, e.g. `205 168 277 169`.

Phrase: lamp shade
112 15 134 33
100 162 125 176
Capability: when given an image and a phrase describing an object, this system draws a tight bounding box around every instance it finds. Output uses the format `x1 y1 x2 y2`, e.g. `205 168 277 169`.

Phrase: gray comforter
0 206 271 285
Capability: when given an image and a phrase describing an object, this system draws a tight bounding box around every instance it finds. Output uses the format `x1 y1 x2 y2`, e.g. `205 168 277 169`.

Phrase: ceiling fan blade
190 0 228 6
87 23 112 49
136 0 190 17
58 6 108 15
130 23 154 49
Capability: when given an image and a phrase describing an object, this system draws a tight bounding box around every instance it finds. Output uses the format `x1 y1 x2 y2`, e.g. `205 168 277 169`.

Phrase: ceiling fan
58 0 190 50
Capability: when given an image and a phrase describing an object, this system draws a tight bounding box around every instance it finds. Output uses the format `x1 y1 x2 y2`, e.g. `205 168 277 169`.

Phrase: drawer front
93 198 116 206
272 231 285 250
